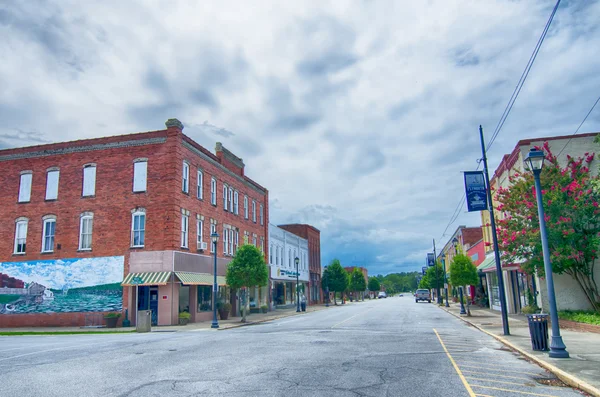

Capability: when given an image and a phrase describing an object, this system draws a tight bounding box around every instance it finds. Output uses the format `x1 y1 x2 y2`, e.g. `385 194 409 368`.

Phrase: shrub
179 312 191 319
559 310 600 325
104 312 121 318
522 305 541 314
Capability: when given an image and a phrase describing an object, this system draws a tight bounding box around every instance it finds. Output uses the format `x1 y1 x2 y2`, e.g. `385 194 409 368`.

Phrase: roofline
277 223 321 233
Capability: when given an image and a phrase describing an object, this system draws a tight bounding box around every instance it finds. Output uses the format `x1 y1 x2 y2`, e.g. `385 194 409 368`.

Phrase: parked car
377 291 387 299
415 289 431 303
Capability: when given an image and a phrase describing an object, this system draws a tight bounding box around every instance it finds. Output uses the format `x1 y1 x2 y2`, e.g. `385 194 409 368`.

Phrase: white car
377 292 387 299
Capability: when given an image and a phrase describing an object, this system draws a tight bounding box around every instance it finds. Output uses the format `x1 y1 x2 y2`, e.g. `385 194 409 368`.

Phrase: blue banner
427 253 435 267
464 171 488 212
422 267 427 275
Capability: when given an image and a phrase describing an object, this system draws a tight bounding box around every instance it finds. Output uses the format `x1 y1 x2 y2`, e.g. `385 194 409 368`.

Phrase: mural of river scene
0 256 124 314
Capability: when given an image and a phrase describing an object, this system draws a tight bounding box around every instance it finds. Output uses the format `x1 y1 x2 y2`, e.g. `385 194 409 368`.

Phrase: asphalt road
0 297 587 397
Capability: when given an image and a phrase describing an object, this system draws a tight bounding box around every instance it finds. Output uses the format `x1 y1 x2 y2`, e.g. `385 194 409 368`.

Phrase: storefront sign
464 171 488 212
270 266 308 281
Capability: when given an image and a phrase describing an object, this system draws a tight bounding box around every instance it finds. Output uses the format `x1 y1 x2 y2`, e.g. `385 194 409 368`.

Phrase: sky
1 1 599 275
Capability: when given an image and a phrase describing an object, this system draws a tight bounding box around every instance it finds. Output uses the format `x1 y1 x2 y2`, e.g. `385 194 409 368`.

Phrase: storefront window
489 272 500 308
198 286 212 311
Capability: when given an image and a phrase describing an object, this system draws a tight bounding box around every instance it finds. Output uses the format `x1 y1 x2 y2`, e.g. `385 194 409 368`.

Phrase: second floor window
45 169 59 200
42 217 56 253
234 191 239 215
79 213 93 250
131 211 145 247
18 172 32 203
14 218 28 254
223 227 229 254
133 161 147 192
181 213 189 248
82 165 96 197
252 201 256 223
210 224 216 252
260 204 264 225
223 185 228 210
197 219 204 248
228 187 233 212
197 170 203 199
244 196 248 219
229 229 234 255
182 162 189 193
211 178 217 205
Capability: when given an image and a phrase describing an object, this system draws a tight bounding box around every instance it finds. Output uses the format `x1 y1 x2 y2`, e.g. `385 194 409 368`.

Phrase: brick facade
278 224 321 303
0 120 268 327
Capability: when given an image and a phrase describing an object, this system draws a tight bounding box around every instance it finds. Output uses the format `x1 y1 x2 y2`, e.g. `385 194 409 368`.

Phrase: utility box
136 310 152 333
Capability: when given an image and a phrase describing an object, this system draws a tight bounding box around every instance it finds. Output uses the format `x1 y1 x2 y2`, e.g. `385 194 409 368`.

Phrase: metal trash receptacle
526 314 549 351
136 310 152 333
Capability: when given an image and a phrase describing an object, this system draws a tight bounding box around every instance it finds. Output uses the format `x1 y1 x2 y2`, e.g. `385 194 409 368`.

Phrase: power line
487 0 561 152
556 94 600 158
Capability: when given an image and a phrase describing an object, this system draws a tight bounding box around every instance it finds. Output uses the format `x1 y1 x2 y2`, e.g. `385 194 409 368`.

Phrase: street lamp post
295 257 300 312
324 266 329 307
211 232 220 329
441 253 449 307
525 149 569 358
454 238 467 315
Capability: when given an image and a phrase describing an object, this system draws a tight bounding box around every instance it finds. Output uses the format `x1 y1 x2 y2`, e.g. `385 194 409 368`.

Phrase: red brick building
0 119 268 327
278 224 321 303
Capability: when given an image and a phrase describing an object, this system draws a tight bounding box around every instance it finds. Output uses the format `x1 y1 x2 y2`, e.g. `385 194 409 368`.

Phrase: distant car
415 289 431 303
377 291 387 299
399 294 404 297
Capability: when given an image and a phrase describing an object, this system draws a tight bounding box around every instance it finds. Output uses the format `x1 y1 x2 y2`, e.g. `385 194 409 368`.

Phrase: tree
426 262 444 291
496 142 600 313
226 244 269 322
326 259 348 305
418 273 430 289
349 268 367 301
368 277 381 296
449 253 478 315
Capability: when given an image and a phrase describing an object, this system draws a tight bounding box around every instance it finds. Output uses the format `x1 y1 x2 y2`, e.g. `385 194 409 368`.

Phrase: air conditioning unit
200 242 208 250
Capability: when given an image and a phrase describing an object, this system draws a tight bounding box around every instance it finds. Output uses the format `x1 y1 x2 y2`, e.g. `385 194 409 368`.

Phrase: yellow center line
461 370 533 381
470 385 561 397
434 328 476 397
331 311 366 328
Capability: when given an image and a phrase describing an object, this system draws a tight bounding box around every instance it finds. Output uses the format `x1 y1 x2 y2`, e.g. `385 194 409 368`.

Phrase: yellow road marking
465 376 529 386
461 370 533 381
459 364 540 376
470 385 560 397
331 311 365 328
434 329 476 397
474 394 494 397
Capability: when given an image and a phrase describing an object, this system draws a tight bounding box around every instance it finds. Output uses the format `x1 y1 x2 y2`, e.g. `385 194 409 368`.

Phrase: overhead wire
555 94 600 158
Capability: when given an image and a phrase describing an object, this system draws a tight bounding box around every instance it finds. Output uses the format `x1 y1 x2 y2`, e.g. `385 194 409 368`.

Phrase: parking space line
474 394 494 397
459 365 540 376
465 376 530 386
470 385 560 397
461 370 533 381
434 328 476 397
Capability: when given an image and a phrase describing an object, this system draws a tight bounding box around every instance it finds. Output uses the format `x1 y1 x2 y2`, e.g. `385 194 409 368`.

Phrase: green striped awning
477 254 497 273
122 272 172 286
175 272 227 286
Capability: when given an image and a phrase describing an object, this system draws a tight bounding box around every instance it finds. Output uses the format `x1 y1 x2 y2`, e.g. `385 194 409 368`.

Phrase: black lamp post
441 253 449 307
453 237 466 315
211 232 220 329
295 257 300 312
324 266 329 307
525 148 569 358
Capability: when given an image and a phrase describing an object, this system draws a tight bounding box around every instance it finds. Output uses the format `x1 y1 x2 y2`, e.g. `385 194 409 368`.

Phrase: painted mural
0 256 124 314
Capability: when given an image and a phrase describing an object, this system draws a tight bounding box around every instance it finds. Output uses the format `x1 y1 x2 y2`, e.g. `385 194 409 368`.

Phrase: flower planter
218 309 229 320
179 318 189 326
105 317 119 328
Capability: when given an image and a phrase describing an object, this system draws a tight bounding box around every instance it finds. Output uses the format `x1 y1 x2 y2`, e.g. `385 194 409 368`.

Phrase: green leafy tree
449 253 478 315
418 273 430 289
349 268 367 301
326 259 348 305
368 277 381 296
496 142 600 312
226 244 269 322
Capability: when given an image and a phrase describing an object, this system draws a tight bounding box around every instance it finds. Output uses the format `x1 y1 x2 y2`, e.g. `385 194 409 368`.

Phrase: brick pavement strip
437 303 600 397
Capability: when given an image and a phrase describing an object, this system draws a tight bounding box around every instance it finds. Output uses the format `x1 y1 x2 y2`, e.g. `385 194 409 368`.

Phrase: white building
268 223 309 308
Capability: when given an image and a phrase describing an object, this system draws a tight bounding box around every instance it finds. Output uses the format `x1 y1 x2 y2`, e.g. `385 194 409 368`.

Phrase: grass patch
0 330 137 336
558 310 600 326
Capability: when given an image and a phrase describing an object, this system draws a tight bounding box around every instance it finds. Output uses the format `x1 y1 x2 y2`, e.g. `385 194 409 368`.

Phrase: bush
559 310 600 325
522 305 541 314
179 312 191 319
104 312 121 318
217 302 232 312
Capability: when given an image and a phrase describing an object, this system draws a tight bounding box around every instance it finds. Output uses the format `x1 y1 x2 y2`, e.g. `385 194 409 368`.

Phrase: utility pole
433 239 441 304
479 125 510 335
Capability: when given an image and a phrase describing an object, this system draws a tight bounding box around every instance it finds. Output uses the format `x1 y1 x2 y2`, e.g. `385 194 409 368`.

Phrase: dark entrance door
149 287 159 326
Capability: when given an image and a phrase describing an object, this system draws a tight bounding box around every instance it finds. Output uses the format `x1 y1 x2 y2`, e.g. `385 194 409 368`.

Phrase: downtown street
0 297 587 397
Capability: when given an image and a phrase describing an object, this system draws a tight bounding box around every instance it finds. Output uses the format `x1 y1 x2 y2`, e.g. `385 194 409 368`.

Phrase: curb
217 307 329 330
438 306 600 397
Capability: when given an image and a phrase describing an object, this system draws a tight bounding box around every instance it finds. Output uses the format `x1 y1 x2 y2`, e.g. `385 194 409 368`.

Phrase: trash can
526 314 549 351
136 310 152 333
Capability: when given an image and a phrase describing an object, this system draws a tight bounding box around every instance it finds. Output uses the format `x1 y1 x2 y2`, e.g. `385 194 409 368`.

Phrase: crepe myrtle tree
325 259 348 305
495 142 600 313
449 253 478 316
226 244 269 322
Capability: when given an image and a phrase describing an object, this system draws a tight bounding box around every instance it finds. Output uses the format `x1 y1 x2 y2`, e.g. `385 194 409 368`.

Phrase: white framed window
252 200 256 223
244 196 248 219
82 164 96 197
197 219 204 249
260 237 264 253
228 187 233 212
270 245 273 264
45 169 59 200
211 177 217 205
210 224 217 252
235 230 239 253
275 246 279 266
14 218 28 254
133 160 148 192
229 229 234 255
234 191 239 215
260 204 264 225
253 236 257 246
181 213 189 248
78 213 93 250
131 210 146 247
197 170 203 199
41 216 56 252
223 227 229 254
182 161 189 193
223 185 228 210
18 172 32 203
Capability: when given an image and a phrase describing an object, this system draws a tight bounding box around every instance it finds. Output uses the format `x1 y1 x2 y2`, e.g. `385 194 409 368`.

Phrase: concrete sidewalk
0 301 359 334
438 302 600 397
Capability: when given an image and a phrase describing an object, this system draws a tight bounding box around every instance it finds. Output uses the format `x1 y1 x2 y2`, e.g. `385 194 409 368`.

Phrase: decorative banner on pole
464 171 488 212
422 267 427 275
427 253 435 267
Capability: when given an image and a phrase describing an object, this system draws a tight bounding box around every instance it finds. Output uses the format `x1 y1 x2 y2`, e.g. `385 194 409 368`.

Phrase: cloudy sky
1 1 599 275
